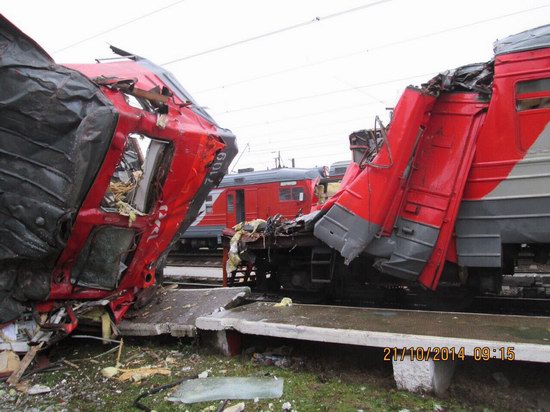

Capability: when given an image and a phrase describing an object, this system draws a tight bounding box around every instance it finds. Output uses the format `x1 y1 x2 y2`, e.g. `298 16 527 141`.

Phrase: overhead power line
53 0 187 53
250 136 351 154
240 113 377 142
246 112 388 150
234 101 379 130
196 3 550 94
215 72 432 115
161 0 393 65
238 145 352 168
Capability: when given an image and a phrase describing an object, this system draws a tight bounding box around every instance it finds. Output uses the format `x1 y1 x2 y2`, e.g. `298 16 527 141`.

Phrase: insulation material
226 219 266 272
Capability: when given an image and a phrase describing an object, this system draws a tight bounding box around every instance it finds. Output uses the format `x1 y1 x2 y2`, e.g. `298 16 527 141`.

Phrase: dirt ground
1 335 549 412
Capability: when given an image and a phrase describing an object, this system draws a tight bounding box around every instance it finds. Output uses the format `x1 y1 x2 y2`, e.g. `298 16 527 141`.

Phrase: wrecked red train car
226 24 550 305
0 16 236 343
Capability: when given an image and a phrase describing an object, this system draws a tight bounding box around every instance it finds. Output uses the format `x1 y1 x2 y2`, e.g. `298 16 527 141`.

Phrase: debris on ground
167 376 284 404
224 401 246 412
251 346 303 369
0 338 545 411
252 353 291 368
119 367 171 382
100 365 171 382
273 298 293 308
124 367 171 382
282 401 292 410
198 369 211 379
27 384 51 395
101 366 119 378
0 351 20 374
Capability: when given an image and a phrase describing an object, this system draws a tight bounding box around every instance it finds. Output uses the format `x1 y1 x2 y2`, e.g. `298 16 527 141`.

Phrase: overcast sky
4 0 550 172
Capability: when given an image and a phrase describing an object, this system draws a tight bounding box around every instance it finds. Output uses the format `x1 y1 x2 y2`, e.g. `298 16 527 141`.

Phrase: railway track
166 251 223 267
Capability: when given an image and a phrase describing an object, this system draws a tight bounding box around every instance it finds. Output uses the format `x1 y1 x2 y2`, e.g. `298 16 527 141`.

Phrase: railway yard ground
1 334 550 412
2 264 549 412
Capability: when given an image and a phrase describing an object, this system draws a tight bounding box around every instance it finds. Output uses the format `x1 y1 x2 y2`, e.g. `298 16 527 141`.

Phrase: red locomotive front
0 15 237 344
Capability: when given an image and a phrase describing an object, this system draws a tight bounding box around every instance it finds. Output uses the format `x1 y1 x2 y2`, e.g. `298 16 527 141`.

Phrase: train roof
494 24 550 56
219 168 321 188
329 160 351 176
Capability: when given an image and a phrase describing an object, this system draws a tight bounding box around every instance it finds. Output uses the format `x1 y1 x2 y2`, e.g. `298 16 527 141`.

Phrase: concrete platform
197 302 550 395
118 287 250 337
196 302 550 362
164 266 223 279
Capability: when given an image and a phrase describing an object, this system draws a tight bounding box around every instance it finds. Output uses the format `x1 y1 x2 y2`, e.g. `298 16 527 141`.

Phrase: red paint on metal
43 60 227 319
395 93 488 289
194 177 319 232
464 47 550 200
222 246 229 288
321 88 436 229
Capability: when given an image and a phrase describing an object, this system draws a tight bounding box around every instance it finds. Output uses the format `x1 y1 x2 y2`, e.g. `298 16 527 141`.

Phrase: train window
516 78 550 111
227 194 234 213
101 133 172 215
279 188 292 201
292 187 304 201
279 187 304 201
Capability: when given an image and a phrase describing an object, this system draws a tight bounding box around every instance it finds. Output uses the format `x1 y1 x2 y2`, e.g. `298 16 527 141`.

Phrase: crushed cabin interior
224 24 550 309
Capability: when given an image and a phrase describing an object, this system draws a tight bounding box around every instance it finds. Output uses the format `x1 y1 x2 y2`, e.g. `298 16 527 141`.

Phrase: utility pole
230 142 250 173
273 151 283 169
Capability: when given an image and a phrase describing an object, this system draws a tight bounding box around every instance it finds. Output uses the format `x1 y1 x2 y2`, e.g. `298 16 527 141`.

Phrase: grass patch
0 336 543 411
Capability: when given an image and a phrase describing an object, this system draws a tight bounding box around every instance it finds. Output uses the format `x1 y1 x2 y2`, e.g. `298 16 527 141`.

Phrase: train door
258 186 272 218
245 188 258 221
226 190 236 227
236 189 246 224
226 189 246 227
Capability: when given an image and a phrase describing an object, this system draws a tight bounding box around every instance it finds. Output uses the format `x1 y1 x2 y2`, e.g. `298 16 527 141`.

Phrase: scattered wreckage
0 15 237 351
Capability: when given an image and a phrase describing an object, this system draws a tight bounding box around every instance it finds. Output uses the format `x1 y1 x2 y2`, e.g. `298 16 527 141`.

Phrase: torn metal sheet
167 376 284 404
422 62 494 96
494 24 550 55
117 287 250 337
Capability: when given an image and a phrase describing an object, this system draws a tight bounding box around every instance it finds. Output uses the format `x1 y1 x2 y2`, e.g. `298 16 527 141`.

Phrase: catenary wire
53 0 187 53
213 72 432 115
195 3 550 94
161 0 393 65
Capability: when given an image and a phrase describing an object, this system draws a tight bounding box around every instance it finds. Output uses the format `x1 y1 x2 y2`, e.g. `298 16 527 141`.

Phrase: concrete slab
196 302 550 362
392 358 456 396
118 287 250 337
164 266 223 279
